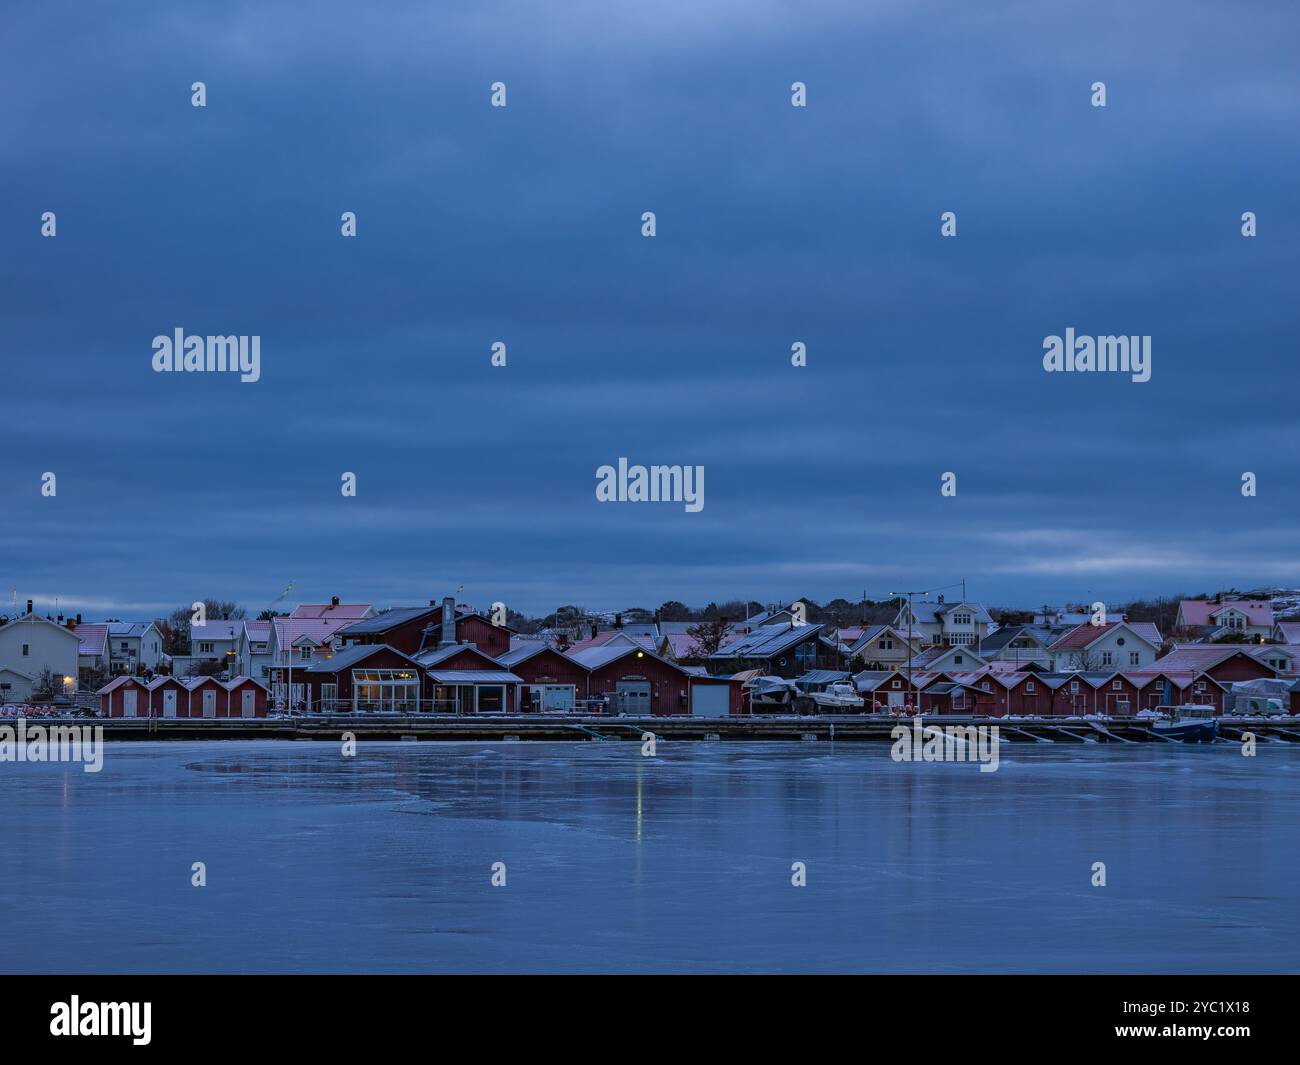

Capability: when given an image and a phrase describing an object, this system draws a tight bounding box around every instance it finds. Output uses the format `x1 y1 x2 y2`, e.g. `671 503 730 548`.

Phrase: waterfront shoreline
7 713 1299 744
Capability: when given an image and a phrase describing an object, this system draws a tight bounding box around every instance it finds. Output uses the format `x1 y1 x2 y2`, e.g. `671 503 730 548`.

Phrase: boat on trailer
809 683 865 711
1151 704 1219 743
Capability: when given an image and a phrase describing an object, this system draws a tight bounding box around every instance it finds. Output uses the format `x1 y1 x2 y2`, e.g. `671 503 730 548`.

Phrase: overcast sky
3 1 1298 618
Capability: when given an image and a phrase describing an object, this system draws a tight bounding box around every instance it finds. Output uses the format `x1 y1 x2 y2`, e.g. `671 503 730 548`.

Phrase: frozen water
1 740 1297 973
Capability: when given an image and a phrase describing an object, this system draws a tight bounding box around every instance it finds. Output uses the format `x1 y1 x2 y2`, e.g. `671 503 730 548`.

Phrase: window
947 633 975 646
1101 651 1113 666
1195 682 1205 692
794 641 816 665
1069 681 1079 693
891 680 901 689
299 646 313 661
1026 681 1036 693
951 613 972 626
352 669 419 711
880 638 893 650
1112 680 1122 690
22 644 29 656
198 642 214 654
120 641 129 652
953 654 963 665
1129 652 1140 666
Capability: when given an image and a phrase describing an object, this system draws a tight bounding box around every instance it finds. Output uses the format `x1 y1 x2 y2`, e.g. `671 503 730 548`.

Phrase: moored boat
1151 704 1219 743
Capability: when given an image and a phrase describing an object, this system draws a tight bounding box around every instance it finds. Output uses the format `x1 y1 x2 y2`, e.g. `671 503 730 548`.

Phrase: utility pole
890 588 930 712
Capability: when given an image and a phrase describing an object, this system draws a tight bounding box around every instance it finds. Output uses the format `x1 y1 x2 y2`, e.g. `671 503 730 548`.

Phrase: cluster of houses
2 591 1299 719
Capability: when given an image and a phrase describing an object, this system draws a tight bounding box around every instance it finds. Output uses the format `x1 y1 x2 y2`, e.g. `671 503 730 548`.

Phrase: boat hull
1152 718 1219 743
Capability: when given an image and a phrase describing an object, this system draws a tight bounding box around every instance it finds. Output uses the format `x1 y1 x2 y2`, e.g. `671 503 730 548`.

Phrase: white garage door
531 685 575 712
691 684 729 718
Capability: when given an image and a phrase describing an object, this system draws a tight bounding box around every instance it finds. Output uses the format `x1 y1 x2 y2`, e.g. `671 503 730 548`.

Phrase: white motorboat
809 683 865 710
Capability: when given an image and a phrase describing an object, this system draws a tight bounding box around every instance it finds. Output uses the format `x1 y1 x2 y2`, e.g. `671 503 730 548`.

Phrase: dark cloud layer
2 1 1298 616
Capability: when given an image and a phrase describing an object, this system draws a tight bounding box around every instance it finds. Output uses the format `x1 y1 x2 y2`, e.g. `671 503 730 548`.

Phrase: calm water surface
2 740 1297 973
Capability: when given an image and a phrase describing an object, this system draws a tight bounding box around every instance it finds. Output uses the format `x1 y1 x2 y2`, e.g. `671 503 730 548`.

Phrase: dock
15 713 1300 743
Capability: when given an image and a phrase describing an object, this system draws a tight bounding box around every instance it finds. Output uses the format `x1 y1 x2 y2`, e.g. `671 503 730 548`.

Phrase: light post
889 589 931 714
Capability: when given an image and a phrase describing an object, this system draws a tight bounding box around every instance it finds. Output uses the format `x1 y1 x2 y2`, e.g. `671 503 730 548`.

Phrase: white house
238 620 275 682
847 625 924 669
1252 644 1300 676
893 600 993 647
106 621 166 674
1176 599 1273 640
172 619 243 678
977 625 1055 669
0 665 36 702
1049 621 1162 671
0 611 80 693
909 643 988 673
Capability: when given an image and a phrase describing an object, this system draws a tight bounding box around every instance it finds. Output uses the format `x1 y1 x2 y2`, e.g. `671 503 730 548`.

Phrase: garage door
616 682 651 715
531 685 575 712
691 683 729 718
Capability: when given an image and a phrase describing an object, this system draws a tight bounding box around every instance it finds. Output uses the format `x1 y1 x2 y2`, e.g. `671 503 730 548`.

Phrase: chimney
331 596 340 607
26 599 33 615
76 613 82 624
590 622 598 640
438 596 456 647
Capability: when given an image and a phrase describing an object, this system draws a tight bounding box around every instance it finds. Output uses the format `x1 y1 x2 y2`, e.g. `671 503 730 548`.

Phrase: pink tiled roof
1049 620 1160 652
244 620 272 641
290 603 372 620
1276 622 1300 642
73 623 108 656
1148 646 1262 672
663 632 706 657
1179 600 1274 627
273 617 355 652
